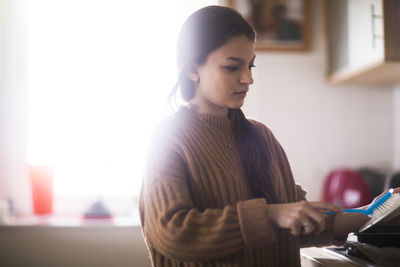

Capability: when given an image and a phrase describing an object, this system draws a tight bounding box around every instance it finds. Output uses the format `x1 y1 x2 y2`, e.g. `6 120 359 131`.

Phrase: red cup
29 165 54 215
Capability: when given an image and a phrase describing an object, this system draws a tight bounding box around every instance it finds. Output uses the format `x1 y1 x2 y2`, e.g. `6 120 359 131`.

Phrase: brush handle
326 209 369 215
325 189 394 216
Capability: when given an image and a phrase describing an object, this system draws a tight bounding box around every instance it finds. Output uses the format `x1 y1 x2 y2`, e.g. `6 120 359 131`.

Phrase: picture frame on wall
226 0 310 51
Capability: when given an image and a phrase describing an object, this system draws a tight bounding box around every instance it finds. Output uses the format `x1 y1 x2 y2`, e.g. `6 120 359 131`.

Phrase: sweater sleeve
140 136 276 262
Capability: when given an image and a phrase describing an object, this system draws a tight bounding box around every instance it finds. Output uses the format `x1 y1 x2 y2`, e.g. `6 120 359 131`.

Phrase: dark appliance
327 216 400 266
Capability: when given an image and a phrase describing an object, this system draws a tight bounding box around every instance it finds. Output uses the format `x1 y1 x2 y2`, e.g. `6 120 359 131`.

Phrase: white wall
0 0 4 201
243 0 394 200
0 0 31 215
393 84 400 171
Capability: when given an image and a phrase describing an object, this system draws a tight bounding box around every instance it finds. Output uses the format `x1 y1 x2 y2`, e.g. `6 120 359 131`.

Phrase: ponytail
231 109 280 203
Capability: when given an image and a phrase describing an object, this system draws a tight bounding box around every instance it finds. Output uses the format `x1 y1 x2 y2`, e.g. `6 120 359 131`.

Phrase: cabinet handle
371 4 383 49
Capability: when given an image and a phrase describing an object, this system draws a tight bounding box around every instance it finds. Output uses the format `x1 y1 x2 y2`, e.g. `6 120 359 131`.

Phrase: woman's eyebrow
226 55 256 62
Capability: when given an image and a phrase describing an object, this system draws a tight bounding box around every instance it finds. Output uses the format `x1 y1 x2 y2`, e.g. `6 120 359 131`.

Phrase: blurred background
0 0 399 266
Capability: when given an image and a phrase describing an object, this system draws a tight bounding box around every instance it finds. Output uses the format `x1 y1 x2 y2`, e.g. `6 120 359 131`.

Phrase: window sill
0 216 150 266
0 215 140 228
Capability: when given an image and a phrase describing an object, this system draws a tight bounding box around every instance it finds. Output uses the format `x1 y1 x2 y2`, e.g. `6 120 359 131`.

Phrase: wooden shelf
327 60 400 85
325 0 400 85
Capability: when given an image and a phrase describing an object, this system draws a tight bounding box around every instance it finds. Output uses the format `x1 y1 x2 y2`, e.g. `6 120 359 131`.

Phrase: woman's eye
249 64 256 69
225 66 240 72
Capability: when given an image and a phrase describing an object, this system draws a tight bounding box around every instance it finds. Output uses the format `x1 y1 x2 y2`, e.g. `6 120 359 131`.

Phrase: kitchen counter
300 247 375 267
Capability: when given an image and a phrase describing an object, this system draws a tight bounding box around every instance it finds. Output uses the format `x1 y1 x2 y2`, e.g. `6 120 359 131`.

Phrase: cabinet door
347 0 384 69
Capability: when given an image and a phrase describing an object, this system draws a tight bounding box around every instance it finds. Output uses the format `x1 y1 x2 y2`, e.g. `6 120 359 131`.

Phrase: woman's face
190 34 255 116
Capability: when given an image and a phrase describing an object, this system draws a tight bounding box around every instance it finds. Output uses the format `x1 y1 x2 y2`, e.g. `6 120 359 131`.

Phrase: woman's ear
186 65 200 84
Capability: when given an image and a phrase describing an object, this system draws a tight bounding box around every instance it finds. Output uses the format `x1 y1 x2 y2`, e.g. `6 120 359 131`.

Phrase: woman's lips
234 91 248 98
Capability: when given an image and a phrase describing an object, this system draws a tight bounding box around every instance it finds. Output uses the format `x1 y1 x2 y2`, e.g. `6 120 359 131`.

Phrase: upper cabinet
326 0 400 84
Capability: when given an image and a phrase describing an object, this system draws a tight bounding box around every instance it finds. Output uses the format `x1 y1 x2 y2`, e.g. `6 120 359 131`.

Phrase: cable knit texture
139 107 344 267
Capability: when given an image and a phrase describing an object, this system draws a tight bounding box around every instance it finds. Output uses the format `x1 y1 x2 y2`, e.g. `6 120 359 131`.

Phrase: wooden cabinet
326 0 400 84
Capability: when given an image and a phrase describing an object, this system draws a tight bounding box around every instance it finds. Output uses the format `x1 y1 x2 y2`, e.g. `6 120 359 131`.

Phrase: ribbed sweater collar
198 113 231 132
184 105 232 132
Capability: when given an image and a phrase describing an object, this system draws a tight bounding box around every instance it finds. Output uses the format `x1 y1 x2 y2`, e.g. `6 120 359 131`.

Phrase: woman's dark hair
170 5 280 203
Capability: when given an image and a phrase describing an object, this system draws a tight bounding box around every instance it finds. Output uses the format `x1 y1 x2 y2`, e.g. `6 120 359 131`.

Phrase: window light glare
26 0 189 197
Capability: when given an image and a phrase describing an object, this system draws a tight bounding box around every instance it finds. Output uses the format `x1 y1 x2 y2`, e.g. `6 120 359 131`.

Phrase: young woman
139 6 393 266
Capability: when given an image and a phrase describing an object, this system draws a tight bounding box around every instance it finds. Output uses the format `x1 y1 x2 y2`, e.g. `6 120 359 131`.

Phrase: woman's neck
189 99 229 117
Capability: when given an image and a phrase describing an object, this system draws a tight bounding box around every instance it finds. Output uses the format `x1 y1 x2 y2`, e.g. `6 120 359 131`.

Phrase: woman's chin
230 100 245 109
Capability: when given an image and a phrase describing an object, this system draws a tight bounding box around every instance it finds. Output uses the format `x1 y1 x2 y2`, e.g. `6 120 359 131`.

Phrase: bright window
21 0 219 216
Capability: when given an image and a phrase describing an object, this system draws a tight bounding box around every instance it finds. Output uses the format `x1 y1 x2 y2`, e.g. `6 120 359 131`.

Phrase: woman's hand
266 201 343 236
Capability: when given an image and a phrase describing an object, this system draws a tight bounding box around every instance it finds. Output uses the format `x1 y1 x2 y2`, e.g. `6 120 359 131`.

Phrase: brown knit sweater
139 107 344 267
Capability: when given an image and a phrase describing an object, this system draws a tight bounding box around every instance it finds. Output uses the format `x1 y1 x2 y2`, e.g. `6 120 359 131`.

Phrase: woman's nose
240 70 254 85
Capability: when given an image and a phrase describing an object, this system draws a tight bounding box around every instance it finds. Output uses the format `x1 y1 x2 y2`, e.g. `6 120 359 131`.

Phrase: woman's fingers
291 202 323 236
289 219 302 236
303 205 326 234
300 220 315 235
393 187 400 194
266 200 343 236
295 213 315 235
294 202 325 235
298 201 340 235
307 201 343 213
